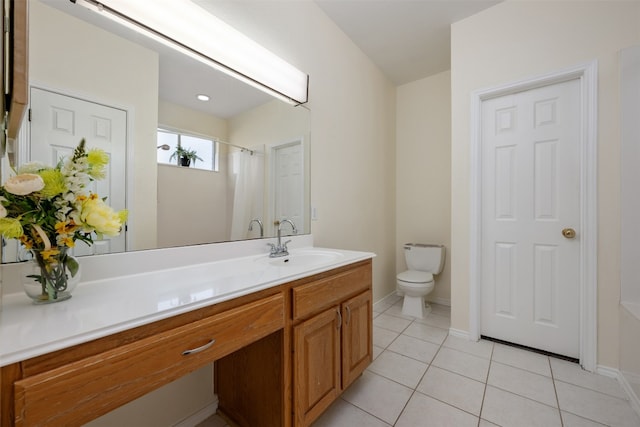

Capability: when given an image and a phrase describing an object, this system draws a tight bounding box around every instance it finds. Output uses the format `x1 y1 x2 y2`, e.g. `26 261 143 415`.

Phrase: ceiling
43 0 501 117
314 0 501 85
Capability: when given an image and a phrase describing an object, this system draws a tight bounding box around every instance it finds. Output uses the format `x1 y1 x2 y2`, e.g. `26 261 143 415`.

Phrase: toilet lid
397 270 433 283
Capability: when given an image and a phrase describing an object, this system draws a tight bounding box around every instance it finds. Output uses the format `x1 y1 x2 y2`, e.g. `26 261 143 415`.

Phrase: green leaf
66 256 80 277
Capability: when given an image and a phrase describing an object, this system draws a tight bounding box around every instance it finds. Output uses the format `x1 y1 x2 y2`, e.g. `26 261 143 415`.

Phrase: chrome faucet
268 219 298 257
248 218 264 237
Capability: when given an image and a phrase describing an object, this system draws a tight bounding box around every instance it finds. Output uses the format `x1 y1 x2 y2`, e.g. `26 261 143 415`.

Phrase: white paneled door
273 141 304 232
481 79 581 358
29 87 127 256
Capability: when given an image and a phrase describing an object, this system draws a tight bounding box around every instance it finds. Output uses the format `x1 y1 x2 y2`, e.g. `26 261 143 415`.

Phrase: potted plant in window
169 146 203 167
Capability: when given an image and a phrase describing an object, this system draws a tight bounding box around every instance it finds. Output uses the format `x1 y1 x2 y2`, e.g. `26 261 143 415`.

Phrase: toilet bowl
396 244 445 318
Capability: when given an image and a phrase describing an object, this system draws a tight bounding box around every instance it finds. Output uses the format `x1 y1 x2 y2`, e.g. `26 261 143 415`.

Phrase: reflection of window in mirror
156 129 219 171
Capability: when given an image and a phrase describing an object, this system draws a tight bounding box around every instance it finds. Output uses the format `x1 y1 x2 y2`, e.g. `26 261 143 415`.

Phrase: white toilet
397 243 446 318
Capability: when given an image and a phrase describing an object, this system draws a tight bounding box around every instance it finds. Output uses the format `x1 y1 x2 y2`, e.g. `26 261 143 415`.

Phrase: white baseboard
593 365 640 420
428 296 451 307
618 370 640 420
373 290 402 311
595 364 619 378
173 397 219 427
448 328 470 340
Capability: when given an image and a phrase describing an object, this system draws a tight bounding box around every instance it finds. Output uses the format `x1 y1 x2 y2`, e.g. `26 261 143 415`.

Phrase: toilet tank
403 243 445 274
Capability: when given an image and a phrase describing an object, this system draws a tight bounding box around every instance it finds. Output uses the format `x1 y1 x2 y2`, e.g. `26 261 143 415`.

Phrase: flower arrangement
0 139 127 302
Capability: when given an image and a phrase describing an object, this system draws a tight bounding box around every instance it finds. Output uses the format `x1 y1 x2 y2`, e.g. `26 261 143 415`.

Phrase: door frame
468 61 598 371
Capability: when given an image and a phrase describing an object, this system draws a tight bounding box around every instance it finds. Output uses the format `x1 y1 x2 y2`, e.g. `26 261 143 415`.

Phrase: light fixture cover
81 0 308 104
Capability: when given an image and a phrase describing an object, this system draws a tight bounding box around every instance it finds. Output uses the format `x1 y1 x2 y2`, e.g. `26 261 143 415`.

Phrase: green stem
33 249 69 300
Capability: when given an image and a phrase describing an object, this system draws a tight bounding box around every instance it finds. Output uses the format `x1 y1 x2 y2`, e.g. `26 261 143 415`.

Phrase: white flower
17 162 48 174
4 174 45 196
0 204 6 218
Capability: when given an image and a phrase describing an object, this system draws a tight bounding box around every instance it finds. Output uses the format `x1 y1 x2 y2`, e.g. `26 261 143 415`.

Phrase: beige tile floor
200 294 640 427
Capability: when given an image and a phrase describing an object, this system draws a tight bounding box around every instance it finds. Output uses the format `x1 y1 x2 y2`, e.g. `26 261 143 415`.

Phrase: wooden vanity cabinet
291 262 373 427
1 259 373 427
2 291 285 427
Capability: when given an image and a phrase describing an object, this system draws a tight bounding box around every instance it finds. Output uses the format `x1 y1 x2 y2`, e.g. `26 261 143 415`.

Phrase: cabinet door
341 290 372 389
293 306 341 427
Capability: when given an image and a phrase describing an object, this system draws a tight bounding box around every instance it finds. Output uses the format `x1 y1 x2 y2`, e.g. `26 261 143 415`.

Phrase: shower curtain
229 149 264 240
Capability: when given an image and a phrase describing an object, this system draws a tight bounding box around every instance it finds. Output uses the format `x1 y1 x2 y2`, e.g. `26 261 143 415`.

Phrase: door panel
293 306 341 426
274 141 304 231
29 88 127 256
341 291 372 389
481 79 581 358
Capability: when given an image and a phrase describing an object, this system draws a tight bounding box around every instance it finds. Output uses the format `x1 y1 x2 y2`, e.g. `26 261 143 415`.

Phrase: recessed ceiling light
196 94 210 101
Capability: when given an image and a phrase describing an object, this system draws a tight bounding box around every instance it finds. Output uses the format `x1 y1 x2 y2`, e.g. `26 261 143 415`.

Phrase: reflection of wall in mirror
29 0 160 251
230 100 311 238
157 100 232 247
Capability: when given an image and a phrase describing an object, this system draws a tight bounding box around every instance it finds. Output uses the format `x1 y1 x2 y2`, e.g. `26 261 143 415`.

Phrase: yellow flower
118 209 129 223
19 234 33 249
60 236 75 248
80 195 123 237
55 220 78 234
4 174 45 196
0 218 24 238
87 148 109 179
40 248 60 260
38 169 67 198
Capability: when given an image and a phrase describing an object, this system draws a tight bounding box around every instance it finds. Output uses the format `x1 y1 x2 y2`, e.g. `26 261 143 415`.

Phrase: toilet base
401 295 432 319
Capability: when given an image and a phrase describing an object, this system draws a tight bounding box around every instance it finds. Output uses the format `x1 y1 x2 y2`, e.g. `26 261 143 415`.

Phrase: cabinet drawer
292 262 372 321
14 293 284 427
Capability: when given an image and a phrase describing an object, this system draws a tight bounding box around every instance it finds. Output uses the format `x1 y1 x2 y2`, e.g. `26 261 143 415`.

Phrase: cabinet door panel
294 306 341 426
342 290 372 389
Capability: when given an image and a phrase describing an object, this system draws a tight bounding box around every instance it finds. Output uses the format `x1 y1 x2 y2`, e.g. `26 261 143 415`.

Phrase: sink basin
256 250 344 268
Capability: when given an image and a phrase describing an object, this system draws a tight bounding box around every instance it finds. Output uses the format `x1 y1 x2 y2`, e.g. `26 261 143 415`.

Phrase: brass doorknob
562 228 576 239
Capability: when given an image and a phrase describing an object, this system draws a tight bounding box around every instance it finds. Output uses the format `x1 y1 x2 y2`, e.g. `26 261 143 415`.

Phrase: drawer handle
182 339 216 356
336 309 342 329
345 305 351 325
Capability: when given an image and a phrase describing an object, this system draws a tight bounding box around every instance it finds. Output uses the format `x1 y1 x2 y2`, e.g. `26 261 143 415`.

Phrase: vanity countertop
0 247 374 367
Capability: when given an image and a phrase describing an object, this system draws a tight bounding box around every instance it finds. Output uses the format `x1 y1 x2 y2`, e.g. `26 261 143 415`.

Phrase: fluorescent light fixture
72 0 309 105
196 94 210 102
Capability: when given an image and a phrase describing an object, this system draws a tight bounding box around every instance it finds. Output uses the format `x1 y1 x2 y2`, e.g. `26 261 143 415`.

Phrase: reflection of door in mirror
27 88 126 258
272 140 304 235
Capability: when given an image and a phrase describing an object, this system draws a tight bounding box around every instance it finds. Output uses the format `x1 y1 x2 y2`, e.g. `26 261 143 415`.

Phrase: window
157 129 219 171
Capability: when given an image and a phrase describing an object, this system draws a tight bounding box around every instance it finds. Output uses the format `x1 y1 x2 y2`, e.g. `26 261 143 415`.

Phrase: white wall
204 1 397 302
451 0 640 368
620 45 640 304
620 44 640 408
396 70 452 303
157 100 230 246
29 0 159 251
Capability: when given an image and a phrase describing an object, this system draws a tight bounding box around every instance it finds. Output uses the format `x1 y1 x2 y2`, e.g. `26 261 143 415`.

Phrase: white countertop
0 246 374 366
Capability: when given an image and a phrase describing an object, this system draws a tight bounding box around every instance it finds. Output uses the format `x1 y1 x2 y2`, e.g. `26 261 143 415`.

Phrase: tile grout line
477 341 495 426
374 304 487 425
549 357 564 427
336 397 393 427
391 316 446 426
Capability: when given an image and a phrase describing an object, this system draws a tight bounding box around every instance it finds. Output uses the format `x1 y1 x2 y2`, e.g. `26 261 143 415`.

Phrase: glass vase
22 248 81 304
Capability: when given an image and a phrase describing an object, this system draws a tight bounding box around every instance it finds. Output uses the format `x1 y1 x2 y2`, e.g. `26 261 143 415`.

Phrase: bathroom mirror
2 0 310 262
